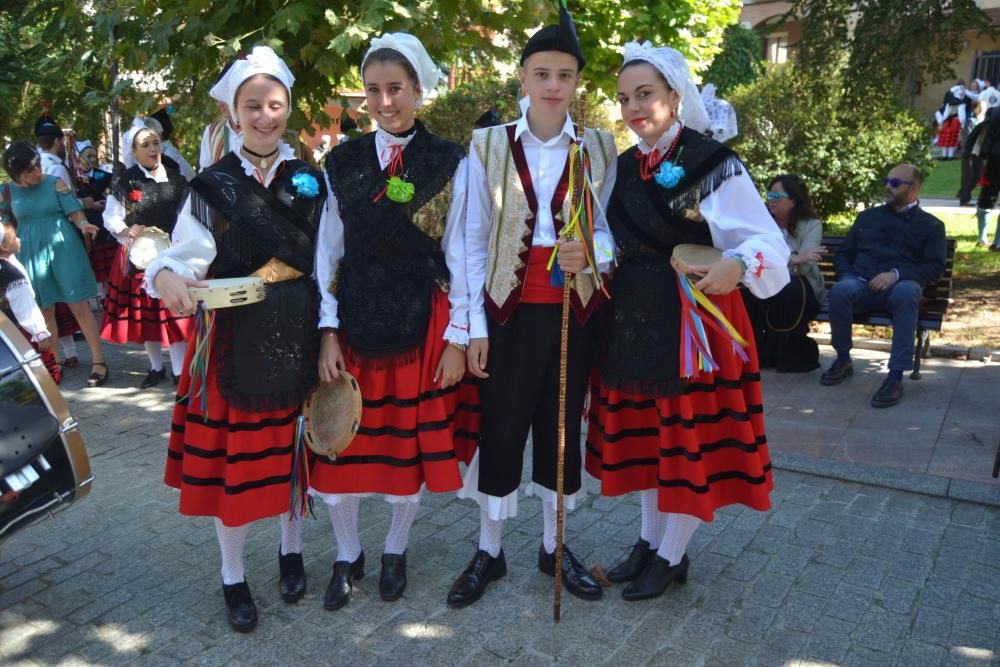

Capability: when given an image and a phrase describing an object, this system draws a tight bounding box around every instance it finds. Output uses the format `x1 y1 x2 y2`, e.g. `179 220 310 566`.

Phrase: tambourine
127 227 170 270
187 277 266 310
302 372 363 459
670 244 723 279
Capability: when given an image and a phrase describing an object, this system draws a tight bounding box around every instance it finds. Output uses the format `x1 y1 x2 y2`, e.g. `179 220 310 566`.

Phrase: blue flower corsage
291 172 320 198
93 170 107 181
654 161 685 189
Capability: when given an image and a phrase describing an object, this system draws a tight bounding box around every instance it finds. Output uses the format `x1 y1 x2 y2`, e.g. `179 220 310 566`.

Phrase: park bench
813 236 957 380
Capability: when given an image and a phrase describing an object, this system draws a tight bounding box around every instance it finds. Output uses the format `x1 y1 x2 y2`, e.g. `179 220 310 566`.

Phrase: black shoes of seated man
537 544 603 600
324 551 365 610
820 357 853 386
607 538 656 583
622 554 690 601
871 375 904 408
447 549 508 609
278 549 306 603
223 581 258 633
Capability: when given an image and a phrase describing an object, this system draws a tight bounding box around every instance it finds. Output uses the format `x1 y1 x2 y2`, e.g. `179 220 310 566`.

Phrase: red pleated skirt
586 290 773 522
101 246 192 345
54 303 79 338
310 288 480 496
15 323 61 384
165 331 300 527
89 238 118 284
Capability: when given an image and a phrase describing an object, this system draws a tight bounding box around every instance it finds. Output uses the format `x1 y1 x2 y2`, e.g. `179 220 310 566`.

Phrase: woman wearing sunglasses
742 175 827 372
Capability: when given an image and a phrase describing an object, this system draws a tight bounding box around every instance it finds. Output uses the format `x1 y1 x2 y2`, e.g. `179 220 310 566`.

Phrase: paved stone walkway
1 343 999 665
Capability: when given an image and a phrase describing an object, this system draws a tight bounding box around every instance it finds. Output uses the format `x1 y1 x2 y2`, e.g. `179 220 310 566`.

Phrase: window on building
766 33 789 64
972 51 1000 87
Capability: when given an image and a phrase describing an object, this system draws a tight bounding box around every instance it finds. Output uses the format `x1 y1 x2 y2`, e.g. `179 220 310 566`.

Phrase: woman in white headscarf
585 42 789 601
309 32 478 611
144 46 326 633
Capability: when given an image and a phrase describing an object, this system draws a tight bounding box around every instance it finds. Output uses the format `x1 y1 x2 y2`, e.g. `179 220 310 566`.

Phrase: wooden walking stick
553 93 593 623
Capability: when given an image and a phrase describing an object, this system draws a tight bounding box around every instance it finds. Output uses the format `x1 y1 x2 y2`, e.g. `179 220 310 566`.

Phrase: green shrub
728 63 933 219
701 25 764 96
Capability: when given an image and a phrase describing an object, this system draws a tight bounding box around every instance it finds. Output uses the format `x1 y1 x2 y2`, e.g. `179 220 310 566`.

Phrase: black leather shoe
380 552 407 601
820 358 853 386
607 539 655 583
222 581 258 633
446 549 507 609
172 373 180 386
323 552 365 611
622 554 689 601
140 368 165 389
278 548 306 603
538 544 603 601
871 376 903 408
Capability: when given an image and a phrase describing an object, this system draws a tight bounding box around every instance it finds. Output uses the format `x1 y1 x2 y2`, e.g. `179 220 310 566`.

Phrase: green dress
6 175 97 308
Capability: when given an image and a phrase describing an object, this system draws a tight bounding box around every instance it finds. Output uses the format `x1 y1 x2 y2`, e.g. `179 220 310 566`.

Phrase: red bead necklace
636 123 684 182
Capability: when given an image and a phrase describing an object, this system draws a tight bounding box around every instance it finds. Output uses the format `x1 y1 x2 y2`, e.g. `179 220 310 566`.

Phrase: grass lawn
921 158 976 200
821 209 1000 349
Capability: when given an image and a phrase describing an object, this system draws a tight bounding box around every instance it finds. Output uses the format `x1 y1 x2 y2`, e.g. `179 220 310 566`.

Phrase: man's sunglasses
881 177 914 188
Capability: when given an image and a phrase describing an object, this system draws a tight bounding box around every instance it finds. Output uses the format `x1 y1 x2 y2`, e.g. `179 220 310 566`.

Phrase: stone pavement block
886 550 934 583
672 609 730 653
793 562 842 598
898 639 947 666
778 591 826 633
700 577 746 614
747 572 795 608
951 503 987 527
900 526 944 555
879 576 921 614
751 627 808 665
705 636 756 666
747 523 791 555
813 537 860 568
791 518 834 548
919 574 966 611
854 607 909 653
722 551 768 582
861 529 903 560
686 551 731 587
976 540 1000 569
846 645 897 666
725 604 776 644
799 616 855 664
765 544 811 576
825 583 875 623
911 606 955 647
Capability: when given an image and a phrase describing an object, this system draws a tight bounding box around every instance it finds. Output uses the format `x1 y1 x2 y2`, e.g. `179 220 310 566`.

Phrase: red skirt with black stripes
165 335 299 527
89 238 119 284
586 290 773 522
101 246 192 345
309 288 479 497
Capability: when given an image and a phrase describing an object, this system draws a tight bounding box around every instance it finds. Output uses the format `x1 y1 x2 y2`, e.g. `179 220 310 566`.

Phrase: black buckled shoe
538 544 602 601
446 549 507 609
607 538 655 583
278 548 306 603
323 552 365 611
222 581 258 633
820 357 853 386
622 554 689 601
871 376 904 408
380 552 407 602
140 368 165 389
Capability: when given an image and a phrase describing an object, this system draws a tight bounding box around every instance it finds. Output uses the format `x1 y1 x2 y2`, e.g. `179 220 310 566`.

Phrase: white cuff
143 257 198 298
722 248 763 285
443 322 471 346
469 312 489 340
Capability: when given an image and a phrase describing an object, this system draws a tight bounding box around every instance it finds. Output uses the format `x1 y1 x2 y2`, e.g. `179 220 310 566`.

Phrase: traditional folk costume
72 140 117 285
150 109 196 181
309 33 479 609
101 120 191 388
448 7 616 607
144 47 321 632
0 255 60 381
586 42 789 600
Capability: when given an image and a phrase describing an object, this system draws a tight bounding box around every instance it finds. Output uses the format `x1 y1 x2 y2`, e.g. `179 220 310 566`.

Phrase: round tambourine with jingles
301 372 363 459
127 227 171 270
670 243 723 279
187 277 266 310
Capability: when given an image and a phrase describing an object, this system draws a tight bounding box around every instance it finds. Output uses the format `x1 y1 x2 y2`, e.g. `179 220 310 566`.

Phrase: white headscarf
362 33 441 104
75 139 93 153
122 118 157 169
621 41 711 135
209 46 295 125
700 83 738 143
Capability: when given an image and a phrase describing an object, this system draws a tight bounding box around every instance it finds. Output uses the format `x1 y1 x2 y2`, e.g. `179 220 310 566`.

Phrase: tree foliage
700 24 764 97
788 0 993 102
729 63 932 219
2 0 738 160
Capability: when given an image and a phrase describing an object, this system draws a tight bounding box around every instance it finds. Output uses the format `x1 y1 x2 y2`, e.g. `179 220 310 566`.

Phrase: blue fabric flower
291 172 320 198
93 171 107 181
654 161 685 189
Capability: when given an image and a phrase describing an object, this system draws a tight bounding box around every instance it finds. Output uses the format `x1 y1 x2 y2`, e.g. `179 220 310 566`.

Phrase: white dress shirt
102 162 170 242
314 127 471 345
39 151 72 187
636 124 789 300
144 143 297 298
162 140 196 181
465 104 617 339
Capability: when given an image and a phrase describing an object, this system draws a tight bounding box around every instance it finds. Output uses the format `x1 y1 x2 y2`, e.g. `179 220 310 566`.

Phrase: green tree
729 63 932 219
701 24 764 96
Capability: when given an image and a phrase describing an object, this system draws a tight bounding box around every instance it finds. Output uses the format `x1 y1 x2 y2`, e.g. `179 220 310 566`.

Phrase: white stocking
639 489 666 546
326 497 362 563
541 497 565 555
657 513 701 565
214 519 251 585
384 500 419 555
60 335 77 359
168 341 187 374
478 508 503 557
279 511 302 555
144 341 164 371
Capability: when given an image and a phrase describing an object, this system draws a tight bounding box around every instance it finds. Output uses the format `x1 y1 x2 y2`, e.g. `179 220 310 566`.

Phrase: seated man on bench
820 164 946 407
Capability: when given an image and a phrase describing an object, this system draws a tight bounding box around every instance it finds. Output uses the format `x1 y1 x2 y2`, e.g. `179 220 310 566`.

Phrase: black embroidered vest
601 128 746 395
324 121 464 361
188 154 326 412
110 164 188 236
